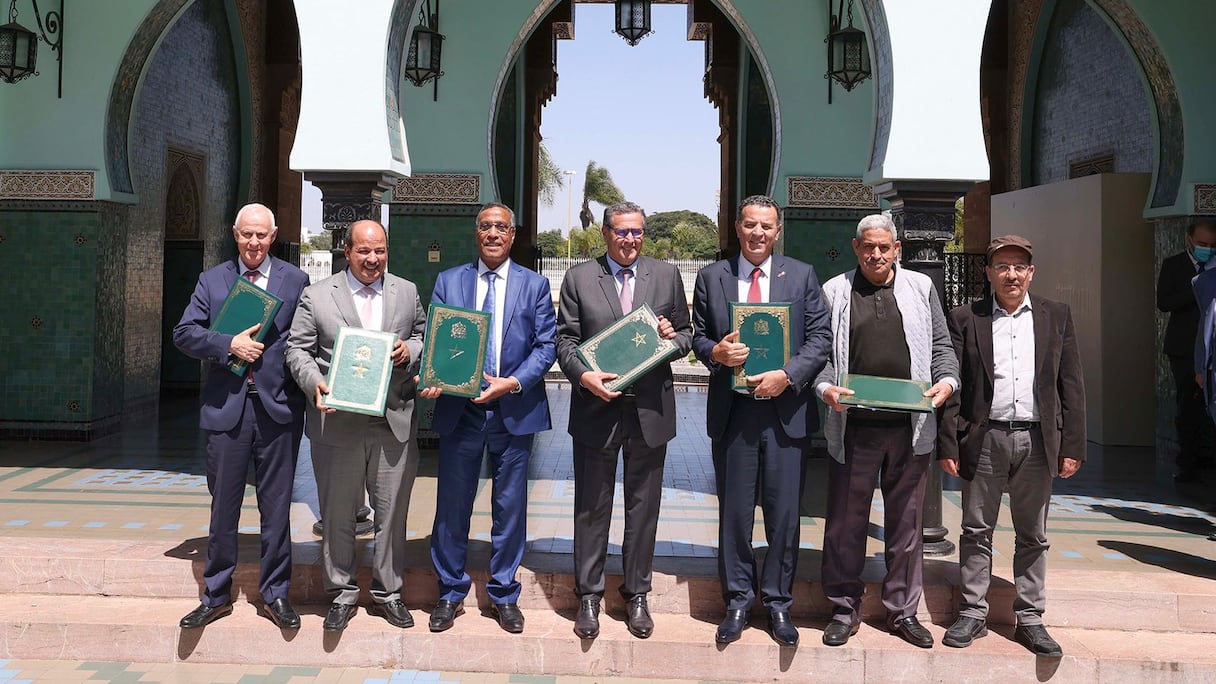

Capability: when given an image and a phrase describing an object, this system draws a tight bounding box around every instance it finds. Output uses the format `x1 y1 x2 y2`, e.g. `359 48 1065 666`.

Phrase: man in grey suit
287 219 426 632
556 201 693 640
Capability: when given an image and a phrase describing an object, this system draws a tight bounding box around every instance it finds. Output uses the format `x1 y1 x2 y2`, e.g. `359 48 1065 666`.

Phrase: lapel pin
777 271 786 278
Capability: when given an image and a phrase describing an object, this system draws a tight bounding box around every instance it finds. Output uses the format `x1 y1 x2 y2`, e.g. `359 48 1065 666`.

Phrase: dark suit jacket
172 256 309 432
555 255 693 449
286 271 426 444
938 295 1087 480
691 255 832 441
1158 251 1201 358
429 260 556 436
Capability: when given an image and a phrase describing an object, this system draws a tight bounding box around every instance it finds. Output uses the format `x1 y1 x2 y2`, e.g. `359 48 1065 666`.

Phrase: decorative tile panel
786 177 879 210
0 171 96 200
392 173 481 204
1195 184 1216 213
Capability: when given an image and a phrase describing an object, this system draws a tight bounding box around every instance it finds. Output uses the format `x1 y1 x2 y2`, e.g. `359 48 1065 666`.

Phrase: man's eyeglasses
477 222 513 234
610 228 644 239
990 263 1031 275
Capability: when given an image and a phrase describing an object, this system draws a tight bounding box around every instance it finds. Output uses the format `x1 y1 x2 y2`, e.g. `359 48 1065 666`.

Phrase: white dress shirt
346 269 384 331
240 259 270 290
737 254 773 303
606 257 636 307
989 295 1038 421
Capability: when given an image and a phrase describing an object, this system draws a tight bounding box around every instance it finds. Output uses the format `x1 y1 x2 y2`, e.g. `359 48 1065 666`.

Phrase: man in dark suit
692 194 832 647
173 203 310 630
556 201 693 640
1158 218 1216 482
938 235 1086 657
421 203 556 634
286 220 426 632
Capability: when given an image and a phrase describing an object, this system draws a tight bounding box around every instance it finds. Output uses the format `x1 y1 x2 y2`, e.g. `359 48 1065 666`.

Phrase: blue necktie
482 272 497 384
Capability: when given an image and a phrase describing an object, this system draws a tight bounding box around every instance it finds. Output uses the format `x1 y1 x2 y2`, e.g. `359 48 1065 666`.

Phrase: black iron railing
944 252 989 310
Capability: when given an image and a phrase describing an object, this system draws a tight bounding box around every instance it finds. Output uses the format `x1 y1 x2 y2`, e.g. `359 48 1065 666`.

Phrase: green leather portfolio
321 327 399 416
838 374 935 413
210 277 283 376
419 303 491 398
730 302 792 390
576 303 680 393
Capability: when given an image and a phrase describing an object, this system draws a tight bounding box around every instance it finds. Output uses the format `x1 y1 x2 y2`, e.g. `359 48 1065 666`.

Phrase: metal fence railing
944 252 989 310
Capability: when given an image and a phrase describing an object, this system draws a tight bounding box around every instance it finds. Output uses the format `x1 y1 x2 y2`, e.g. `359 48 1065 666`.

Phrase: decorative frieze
392 173 481 204
1195 184 1216 214
0 171 96 200
786 177 879 210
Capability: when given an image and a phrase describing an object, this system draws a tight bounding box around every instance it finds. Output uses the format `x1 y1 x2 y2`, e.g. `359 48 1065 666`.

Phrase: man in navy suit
421 203 556 634
173 203 310 630
692 195 832 647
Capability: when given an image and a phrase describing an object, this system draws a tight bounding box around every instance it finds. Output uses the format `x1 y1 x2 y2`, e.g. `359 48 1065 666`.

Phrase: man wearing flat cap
937 235 1086 657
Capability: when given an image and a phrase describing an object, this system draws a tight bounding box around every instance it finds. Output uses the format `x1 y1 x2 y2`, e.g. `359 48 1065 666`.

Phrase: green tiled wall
387 206 481 305
783 210 867 285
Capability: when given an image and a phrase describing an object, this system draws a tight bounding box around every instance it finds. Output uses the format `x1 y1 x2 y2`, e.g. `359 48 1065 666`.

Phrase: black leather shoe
573 596 601 639
715 609 749 644
624 595 654 639
428 599 464 632
323 603 357 632
768 611 799 647
942 616 987 648
370 599 414 628
891 616 934 648
263 598 300 629
821 620 859 646
492 602 525 633
1014 624 1063 657
179 602 232 629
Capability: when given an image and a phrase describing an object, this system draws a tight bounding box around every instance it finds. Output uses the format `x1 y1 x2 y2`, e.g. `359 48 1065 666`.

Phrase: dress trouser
822 420 927 628
203 393 301 606
431 400 533 604
311 417 419 605
1170 354 1212 472
958 425 1052 626
713 394 809 614
572 397 666 599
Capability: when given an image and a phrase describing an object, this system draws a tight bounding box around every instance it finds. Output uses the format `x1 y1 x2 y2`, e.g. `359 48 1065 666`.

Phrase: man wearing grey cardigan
814 214 959 649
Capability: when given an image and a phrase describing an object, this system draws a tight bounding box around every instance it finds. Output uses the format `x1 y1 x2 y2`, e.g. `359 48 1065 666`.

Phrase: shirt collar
738 254 773 278
346 269 382 295
239 257 270 279
992 294 1032 317
607 257 637 278
478 258 511 279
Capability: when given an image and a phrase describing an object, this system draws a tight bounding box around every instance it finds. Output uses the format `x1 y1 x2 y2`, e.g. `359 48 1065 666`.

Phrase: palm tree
538 143 564 207
579 160 625 229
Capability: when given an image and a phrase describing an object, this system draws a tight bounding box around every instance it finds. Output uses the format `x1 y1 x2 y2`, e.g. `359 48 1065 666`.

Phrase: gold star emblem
352 363 368 378
632 331 647 347
754 347 769 359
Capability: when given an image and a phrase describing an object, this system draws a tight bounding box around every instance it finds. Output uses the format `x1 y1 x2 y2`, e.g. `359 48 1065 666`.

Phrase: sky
302 4 719 240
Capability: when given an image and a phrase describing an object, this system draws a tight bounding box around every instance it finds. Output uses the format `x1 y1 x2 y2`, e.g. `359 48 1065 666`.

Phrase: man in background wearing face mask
1158 217 1216 483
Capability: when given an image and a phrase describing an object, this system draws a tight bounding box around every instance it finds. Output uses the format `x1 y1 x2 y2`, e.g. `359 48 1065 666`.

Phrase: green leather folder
209 277 283 376
576 303 680 393
838 374 935 413
730 302 792 390
419 303 491 398
321 327 398 416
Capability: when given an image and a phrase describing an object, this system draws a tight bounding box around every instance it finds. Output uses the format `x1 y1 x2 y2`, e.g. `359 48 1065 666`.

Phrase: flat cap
986 234 1033 260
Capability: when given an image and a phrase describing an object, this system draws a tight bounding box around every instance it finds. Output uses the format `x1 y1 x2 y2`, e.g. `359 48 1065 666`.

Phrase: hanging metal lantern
0 18 36 83
614 0 652 47
825 0 872 101
404 0 443 100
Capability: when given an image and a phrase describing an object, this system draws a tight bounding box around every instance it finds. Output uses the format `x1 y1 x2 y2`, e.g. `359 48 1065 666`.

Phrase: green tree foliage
568 225 605 258
946 196 965 253
642 210 718 259
579 161 625 229
644 210 715 242
537 229 566 257
538 143 564 207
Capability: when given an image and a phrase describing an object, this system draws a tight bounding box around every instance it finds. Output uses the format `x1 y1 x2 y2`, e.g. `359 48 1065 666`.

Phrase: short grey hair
856 213 897 241
234 202 276 229
603 201 646 230
477 201 516 228
737 195 783 224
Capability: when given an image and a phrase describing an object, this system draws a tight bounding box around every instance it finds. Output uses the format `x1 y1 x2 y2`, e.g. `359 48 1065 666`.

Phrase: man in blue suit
421 202 556 634
173 203 310 630
1193 235 1216 427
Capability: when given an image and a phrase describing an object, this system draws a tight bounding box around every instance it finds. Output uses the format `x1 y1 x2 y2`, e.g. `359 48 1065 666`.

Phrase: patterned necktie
748 267 763 303
243 270 260 383
244 269 259 284
358 285 375 328
619 268 633 313
482 272 497 382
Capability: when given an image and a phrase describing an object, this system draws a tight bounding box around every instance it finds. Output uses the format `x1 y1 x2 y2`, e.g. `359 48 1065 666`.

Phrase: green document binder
730 302 792 390
321 327 399 416
576 303 680 393
838 374 935 413
209 277 283 376
419 303 491 398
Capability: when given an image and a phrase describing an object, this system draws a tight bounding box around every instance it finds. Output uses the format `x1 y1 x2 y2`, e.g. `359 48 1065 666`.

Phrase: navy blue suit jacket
691 255 832 441
173 256 309 433
429 260 556 436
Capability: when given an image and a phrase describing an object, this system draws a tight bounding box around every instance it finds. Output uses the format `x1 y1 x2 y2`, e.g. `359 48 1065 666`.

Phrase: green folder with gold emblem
730 302 792 390
419 303 491 398
838 373 935 413
576 303 679 393
321 327 398 416
210 277 283 376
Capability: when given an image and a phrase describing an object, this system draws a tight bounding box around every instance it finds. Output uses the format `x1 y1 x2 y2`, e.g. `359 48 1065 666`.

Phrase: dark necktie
243 270 258 384
482 272 497 383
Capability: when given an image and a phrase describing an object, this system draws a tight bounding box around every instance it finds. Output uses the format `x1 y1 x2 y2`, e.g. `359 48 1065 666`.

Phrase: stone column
305 171 397 274
873 179 974 557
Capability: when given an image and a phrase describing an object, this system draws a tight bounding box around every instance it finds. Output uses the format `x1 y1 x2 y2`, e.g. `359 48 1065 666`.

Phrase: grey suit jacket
286 271 426 444
556 255 693 449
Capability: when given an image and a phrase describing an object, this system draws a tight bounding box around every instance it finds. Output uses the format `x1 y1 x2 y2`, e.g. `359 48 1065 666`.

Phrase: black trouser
1169 354 1213 472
